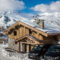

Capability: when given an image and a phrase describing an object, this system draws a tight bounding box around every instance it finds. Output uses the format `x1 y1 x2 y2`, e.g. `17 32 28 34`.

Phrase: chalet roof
22 19 60 34
20 19 37 27
5 19 60 37
36 27 60 34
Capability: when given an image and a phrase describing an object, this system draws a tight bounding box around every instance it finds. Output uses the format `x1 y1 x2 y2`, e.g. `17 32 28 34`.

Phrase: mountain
0 12 60 31
30 12 60 31
0 12 28 29
39 13 60 31
0 15 15 29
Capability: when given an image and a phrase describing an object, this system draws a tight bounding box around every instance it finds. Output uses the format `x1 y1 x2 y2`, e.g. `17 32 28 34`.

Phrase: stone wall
8 38 19 51
0 39 3 43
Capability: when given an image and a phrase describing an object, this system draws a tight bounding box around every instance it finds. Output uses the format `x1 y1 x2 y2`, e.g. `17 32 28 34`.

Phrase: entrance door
29 44 31 52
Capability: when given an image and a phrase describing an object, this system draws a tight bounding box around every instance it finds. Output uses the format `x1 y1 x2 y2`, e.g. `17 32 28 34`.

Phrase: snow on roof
19 19 60 34
36 27 60 33
20 19 37 27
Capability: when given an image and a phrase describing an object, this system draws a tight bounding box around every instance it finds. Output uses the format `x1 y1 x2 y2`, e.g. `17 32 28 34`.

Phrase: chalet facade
4 20 60 53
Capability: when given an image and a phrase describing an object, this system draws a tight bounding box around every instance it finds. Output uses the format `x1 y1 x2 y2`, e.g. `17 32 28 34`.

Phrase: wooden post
26 44 30 53
19 42 21 52
31 45 34 50
20 42 22 52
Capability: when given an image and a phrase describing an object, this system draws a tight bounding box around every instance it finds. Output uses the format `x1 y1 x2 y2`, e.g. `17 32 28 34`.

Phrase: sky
0 0 60 19
20 0 59 13
0 0 60 30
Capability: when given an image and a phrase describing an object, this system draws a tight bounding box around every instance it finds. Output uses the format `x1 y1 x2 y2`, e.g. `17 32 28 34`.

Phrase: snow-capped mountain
0 15 11 24
39 13 60 31
0 15 15 29
30 12 60 31
0 12 28 29
0 11 60 31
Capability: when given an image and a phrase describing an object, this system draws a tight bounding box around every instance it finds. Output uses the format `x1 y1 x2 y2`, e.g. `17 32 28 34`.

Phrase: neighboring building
4 20 60 53
0 26 8 43
0 31 8 43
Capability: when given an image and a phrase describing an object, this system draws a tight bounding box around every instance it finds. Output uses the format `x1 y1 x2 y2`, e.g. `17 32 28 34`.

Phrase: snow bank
0 44 32 60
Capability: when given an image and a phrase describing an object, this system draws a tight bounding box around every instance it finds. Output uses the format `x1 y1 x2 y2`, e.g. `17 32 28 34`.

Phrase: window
14 31 17 36
29 29 32 35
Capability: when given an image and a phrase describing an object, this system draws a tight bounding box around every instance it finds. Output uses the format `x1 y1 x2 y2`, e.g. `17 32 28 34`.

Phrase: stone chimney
34 19 44 29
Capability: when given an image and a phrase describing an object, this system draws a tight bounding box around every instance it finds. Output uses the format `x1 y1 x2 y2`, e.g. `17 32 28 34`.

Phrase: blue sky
0 0 60 18
20 0 60 14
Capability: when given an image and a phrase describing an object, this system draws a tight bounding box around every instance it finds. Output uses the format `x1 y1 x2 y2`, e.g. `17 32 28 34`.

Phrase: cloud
31 1 60 20
31 4 49 13
20 13 35 19
31 1 60 30
0 0 25 12
31 1 60 13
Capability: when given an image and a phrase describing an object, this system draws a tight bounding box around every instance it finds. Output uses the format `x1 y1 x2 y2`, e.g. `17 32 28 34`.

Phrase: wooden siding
8 23 58 45
5 21 48 37
5 21 60 52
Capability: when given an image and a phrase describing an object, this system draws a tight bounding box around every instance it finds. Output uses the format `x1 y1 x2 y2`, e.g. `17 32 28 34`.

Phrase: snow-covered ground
0 43 33 60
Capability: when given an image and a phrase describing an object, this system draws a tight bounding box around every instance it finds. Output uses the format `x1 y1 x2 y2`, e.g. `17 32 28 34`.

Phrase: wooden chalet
4 20 60 53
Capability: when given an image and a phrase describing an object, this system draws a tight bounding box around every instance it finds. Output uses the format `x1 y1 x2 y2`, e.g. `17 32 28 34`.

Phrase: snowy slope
30 12 60 31
0 13 28 29
0 12 60 31
40 13 60 31
0 15 15 29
